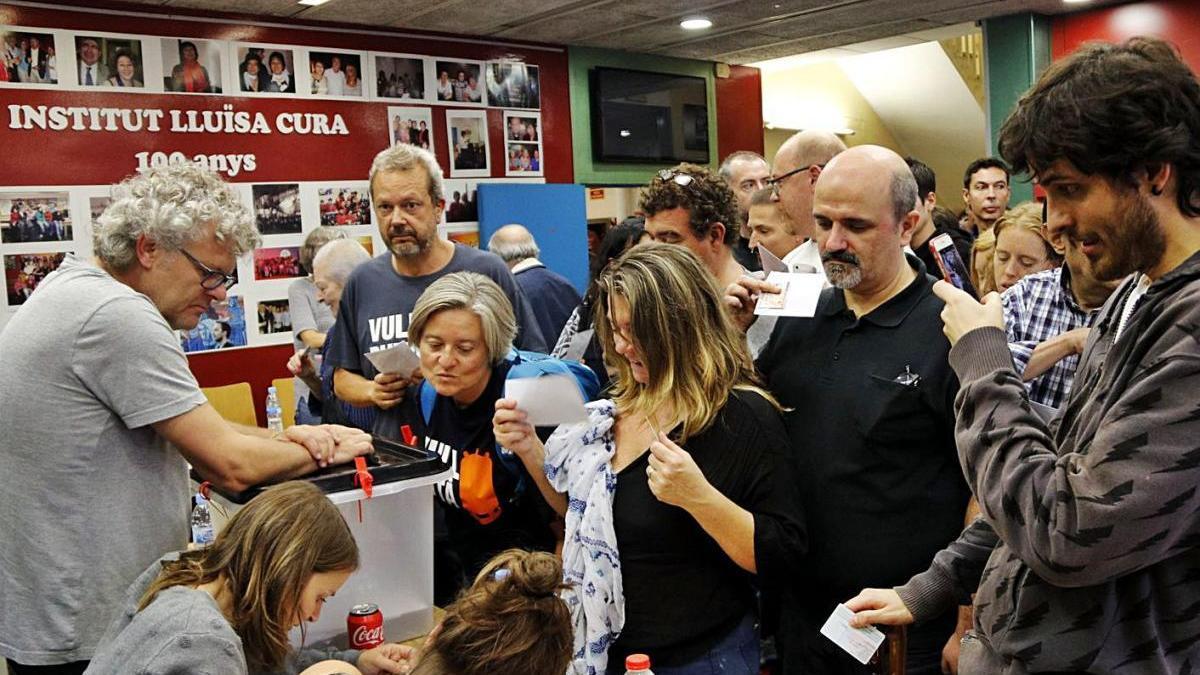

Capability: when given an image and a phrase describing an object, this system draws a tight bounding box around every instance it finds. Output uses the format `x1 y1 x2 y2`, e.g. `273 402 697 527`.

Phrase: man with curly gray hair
326 143 547 414
0 163 374 674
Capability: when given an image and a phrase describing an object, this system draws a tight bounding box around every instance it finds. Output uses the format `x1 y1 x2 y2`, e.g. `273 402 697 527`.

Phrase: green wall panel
569 46 718 186
983 12 1052 203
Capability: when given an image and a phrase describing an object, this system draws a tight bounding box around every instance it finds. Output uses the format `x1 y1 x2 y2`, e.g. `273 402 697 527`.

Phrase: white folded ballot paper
504 374 588 426
820 603 886 665
364 341 421 375
754 270 824 318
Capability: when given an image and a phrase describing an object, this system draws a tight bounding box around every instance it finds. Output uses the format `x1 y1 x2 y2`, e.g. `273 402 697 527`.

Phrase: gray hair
94 163 259 270
718 151 767 181
409 272 515 366
889 167 919 224
300 226 346 272
312 238 370 286
486 224 540 264
369 143 445 204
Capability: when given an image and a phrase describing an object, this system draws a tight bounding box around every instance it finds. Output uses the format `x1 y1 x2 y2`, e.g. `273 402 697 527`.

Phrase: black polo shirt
756 256 970 660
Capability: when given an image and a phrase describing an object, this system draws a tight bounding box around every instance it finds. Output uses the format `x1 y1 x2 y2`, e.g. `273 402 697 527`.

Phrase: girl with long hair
85 481 409 675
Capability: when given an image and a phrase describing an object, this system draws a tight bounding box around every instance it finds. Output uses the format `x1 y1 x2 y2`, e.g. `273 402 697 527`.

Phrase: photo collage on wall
0 23 549 348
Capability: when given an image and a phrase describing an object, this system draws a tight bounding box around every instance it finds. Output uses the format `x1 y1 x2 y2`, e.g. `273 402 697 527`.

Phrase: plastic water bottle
624 654 653 675
191 493 215 547
266 386 284 435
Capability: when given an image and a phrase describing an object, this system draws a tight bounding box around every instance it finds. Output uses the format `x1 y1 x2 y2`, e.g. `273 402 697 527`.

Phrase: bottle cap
625 654 650 671
268 386 277 394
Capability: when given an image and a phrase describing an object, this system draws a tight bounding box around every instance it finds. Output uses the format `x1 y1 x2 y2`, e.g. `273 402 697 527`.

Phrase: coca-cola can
347 603 384 649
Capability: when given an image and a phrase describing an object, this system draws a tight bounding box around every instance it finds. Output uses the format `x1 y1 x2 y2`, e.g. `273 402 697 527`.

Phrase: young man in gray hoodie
843 37 1200 674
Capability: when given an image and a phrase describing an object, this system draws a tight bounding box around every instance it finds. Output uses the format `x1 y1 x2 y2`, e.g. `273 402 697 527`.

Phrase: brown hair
594 243 779 441
640 163 740 246
412 550 572 675
998 37 1200 216
139 482 358 671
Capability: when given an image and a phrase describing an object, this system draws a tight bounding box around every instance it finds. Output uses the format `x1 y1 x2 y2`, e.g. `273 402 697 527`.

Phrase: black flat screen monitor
590 67 709 164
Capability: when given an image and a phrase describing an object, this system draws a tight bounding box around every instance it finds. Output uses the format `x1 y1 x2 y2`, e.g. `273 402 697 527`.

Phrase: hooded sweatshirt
896 250 1200 673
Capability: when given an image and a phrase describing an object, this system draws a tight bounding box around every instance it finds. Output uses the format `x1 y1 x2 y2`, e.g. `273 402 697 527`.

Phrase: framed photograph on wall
0 29 58 85
256 298 291 335
442 180 479 224
252 246 303 281
317 185 371 226
4 251 66 307
386 106 432 150
445 110 490 178
0 191 72 243
252 184 302 235
161 38 223 93
235 44 296 94
179 296 248 352
374 53 427 100
486 62 539 109
75 34 144 88
433 59 485 105
504 111 542 177
307 49 365 97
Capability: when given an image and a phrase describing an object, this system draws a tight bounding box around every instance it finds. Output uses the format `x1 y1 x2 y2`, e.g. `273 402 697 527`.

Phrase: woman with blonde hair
410 549 572 675
494 243 805 675
85 481 408 675
992 201 1061 293
971 225 998 296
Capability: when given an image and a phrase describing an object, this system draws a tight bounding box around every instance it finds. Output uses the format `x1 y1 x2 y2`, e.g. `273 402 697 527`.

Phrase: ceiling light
298 0 330 6
680 17 713 30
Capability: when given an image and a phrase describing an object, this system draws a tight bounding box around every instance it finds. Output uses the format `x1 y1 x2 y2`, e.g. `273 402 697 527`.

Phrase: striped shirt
1000 266 1100 409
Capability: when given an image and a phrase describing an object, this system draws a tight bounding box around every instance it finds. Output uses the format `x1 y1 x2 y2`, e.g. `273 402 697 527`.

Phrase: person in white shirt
76 36 108 86
325 55 345 96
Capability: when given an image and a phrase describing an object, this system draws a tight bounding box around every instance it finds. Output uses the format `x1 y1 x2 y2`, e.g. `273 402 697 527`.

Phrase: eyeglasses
766 163 825 197
179 248 238 291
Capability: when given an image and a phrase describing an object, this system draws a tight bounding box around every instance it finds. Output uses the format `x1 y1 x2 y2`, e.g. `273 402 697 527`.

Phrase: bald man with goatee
729 145 970 675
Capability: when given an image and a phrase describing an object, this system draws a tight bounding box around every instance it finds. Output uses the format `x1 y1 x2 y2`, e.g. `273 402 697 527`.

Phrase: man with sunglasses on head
641 163 747 288
0 163 373 675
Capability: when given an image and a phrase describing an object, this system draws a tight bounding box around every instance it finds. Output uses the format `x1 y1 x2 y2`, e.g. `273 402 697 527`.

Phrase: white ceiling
105 0 1120 64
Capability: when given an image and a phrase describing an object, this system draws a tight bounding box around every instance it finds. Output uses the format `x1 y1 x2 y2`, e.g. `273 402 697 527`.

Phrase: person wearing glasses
727 146 970 675
767 130 847 269
494 244 805 675
641 163 747 289
0 163 373 675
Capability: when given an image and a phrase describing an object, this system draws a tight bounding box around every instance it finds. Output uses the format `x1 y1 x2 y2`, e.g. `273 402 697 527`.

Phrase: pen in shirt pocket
894 365 921 387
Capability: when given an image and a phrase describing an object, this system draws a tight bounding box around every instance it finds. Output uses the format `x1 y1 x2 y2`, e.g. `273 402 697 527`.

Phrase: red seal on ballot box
348 603 384 649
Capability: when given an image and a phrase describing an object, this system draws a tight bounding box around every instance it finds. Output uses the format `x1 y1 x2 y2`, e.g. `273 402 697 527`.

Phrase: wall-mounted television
590 67 709 165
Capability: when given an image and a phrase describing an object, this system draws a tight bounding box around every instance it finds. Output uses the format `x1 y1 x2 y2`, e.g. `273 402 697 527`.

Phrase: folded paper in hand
820 603 885 665
364 342 421 375
504 374 588 426
754 270 824 318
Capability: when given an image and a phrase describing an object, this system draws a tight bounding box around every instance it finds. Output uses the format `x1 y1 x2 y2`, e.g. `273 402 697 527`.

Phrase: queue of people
2 34 1200 675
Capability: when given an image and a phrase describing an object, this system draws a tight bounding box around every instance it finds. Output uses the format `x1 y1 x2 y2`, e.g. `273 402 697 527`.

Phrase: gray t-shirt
87 555 358 675
287 276 335 403
327 245 548 381
0 255 207 664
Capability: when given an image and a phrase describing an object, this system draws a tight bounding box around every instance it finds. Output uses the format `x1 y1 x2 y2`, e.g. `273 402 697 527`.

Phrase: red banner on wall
0 88 399 185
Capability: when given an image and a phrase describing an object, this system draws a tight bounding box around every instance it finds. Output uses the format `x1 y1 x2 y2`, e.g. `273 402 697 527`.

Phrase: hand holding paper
504 374 587 426
821 603 886 665
754 271 824 317
364 341 421 376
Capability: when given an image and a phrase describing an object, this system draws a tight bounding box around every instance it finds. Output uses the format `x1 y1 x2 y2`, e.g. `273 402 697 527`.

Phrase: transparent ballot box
199 437 450 648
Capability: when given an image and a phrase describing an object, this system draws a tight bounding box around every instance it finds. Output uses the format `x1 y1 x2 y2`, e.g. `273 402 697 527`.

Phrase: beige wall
760 60 902 164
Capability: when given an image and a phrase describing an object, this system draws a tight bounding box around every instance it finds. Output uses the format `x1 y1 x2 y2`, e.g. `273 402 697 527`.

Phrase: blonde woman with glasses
494 243 805 675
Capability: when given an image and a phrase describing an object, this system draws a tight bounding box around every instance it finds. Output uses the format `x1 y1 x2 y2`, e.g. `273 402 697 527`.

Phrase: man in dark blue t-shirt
327 145 546 413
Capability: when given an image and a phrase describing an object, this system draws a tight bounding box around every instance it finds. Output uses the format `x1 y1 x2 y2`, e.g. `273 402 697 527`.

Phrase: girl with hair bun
85 481 410 675
411 549 572 675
